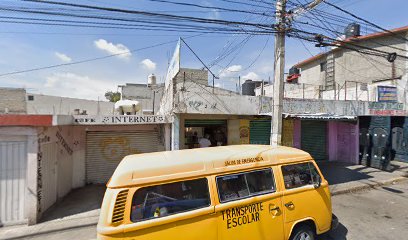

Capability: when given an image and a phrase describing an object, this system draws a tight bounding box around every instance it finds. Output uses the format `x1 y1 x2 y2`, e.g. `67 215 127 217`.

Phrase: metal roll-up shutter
86 130 159 184
249 120 271 145
0 141 27 225
301 121 327 161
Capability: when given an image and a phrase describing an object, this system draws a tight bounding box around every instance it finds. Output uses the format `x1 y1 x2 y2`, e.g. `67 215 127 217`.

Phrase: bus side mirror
313 175 322 189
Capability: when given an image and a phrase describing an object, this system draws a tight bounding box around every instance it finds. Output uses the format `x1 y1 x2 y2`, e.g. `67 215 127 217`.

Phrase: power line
323 0 408 42
0 35 201 77
180 37 219 79
146 0 274 17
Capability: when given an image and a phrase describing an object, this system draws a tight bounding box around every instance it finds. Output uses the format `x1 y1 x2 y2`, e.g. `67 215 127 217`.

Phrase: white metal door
0 141 27 225
40 143 58 213
86 130 159 184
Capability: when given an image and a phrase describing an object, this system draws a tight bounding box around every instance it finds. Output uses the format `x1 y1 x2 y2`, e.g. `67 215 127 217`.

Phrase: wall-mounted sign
368 102 406 116
378 86 397 102
73 115 170 125
165 39 181 89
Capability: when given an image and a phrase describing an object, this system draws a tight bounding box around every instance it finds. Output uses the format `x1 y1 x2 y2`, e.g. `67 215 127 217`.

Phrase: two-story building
256 25 408 168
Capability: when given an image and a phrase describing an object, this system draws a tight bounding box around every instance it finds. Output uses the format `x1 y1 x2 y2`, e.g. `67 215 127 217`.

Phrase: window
130 178 210 222
27 95 34 101
281 162 321 189
217 169 275 203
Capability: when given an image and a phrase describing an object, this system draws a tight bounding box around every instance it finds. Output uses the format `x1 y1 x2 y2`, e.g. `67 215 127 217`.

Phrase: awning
283 113 357 121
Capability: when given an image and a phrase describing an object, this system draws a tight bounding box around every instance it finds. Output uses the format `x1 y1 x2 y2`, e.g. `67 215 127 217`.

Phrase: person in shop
198 134 212 148
214 129 226 146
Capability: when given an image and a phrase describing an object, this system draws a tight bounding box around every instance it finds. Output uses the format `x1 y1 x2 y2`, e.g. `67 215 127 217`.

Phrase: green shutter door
301 121 327 161
250 120 271 145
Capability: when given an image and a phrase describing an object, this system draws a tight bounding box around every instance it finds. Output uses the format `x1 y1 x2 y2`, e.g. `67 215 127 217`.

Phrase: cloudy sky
0 0 408 100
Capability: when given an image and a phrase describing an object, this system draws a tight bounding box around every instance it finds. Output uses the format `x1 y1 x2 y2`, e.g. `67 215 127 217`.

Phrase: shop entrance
301 120 328 162
184 120 227 149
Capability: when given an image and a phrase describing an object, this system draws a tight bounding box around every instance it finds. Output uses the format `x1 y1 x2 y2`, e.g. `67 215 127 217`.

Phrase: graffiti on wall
368 102 406 116
37 143 43 213
239 120 250 144
188 100 217 111
56 131 73 155
259 96 272 114
100 137 140 162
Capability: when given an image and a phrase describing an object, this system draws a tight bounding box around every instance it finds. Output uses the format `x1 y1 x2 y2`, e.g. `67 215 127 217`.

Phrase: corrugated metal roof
284 113 357 121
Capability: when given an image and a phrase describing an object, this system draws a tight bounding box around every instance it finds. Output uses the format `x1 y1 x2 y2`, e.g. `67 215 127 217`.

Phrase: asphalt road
26 181 408 240
320 180 408 240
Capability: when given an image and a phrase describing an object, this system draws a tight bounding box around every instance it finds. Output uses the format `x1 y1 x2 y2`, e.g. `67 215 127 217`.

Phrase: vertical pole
356 82 358 101
261 80 264 96
271 0 286 147
345 81 347 101
239 76 241 94
303 83 305 99
367 86 370 101
152 90 156 115
212 75 215 93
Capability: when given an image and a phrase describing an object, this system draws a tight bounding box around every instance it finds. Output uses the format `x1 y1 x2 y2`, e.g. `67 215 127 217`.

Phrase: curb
331 176 408 196
0 216 99 240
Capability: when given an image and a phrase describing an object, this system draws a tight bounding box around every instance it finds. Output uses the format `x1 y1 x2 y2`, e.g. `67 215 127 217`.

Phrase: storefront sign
165 39 180 89
73 115 169 125
368 102 406 116
378 86 397 102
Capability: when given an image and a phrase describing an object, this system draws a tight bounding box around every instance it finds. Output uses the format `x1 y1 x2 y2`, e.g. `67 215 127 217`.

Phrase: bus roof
107 145 312 188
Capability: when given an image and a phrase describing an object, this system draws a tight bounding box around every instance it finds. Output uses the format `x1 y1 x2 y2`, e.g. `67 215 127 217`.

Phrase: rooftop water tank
115 100 142 115
345 23 360 38
242 80 263 96
147 73 157 87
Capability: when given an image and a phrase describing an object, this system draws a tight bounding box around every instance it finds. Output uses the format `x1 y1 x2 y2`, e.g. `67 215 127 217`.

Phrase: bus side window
130 178 211 222
282 163 315 189
216 168 275 203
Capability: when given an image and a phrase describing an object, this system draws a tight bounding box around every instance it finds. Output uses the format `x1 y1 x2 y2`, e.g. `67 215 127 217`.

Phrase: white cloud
219 65 242 77
242 72 261 80
208 9 220 19
55 52 72 63
94 39 131 59
140 58 157 71
44 72 117 100
202 1 220 19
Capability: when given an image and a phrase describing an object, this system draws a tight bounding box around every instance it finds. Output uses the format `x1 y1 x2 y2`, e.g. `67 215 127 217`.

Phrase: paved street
20 181 408 240
20 225 96 240
321 181 408 240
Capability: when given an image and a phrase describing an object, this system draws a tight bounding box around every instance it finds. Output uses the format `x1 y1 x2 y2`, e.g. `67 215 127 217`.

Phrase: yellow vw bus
97 145 337 240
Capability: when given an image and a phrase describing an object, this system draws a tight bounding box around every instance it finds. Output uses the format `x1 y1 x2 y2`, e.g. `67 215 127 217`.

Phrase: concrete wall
26 94 114 115
121 84 164 113
174 68 209 86
173 82 272 115
0 88 26 114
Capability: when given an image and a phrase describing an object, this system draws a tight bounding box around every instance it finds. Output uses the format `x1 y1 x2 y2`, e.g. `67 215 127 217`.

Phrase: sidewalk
1 161 407 239
320 161 408 195
0 185 104 240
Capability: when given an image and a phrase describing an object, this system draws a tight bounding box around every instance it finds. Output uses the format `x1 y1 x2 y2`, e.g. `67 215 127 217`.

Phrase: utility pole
270 0 324 147
270 0 286 147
